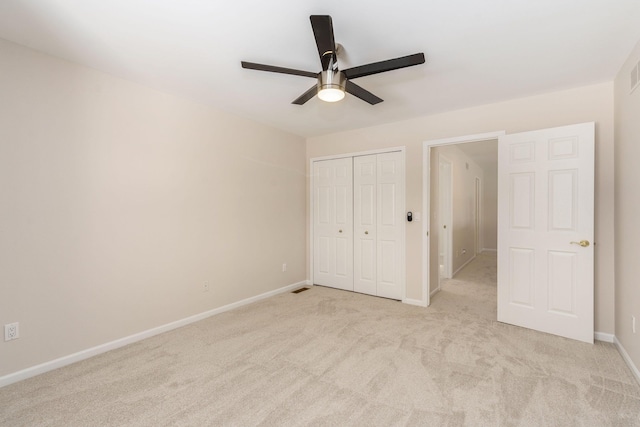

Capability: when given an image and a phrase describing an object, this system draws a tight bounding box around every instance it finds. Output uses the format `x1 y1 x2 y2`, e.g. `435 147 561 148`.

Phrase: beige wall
614 38 640 371
307 82 615 333
0 39 307 377
482 154 498 251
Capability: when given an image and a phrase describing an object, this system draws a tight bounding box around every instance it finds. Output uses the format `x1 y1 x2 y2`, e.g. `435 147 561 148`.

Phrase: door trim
309 147 406 301
422 131 505 307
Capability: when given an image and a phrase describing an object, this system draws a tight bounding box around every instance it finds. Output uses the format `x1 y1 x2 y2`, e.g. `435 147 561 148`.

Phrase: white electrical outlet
5 322 19 341
203 282 209 292
282 263 287 272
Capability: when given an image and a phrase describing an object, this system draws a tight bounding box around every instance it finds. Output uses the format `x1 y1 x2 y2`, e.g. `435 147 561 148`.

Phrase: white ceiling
1 0 639 138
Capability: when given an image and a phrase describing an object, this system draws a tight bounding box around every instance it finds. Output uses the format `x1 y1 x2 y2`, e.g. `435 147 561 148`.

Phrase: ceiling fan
241 15 425 105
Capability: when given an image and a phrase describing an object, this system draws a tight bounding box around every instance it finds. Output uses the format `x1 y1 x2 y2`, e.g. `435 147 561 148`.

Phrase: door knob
570 240 590 247
365 231 369 235
338 229 343 233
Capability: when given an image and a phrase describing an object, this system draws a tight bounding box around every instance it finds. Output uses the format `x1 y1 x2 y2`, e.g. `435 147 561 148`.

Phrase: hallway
432 252 497 322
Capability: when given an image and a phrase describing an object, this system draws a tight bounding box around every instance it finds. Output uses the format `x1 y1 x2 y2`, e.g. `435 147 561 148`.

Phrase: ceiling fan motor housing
318 70 346 92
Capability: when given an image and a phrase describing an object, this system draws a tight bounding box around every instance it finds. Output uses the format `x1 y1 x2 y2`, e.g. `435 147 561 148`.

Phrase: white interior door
313 158 353 291
438 156 452 280
376 152 403 300
497 122 594 343
354 155 377 295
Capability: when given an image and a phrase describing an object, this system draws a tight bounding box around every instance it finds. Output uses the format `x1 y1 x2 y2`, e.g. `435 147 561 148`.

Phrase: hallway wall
481 155 498 251
430 145 484 279
614 37 640 376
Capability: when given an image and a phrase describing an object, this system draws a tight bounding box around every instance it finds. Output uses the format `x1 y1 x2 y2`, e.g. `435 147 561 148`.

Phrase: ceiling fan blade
345 80 383 105
343 53 425 80
310 15 337 71
241 61 317 79
292 85 318 105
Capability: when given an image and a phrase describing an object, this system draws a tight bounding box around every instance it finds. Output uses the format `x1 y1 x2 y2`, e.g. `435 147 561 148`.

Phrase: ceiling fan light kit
241 15 425 105
317 70 346 102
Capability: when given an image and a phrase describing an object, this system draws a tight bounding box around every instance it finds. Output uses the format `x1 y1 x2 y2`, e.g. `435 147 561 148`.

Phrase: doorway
431 142 496 295
421 131 504 307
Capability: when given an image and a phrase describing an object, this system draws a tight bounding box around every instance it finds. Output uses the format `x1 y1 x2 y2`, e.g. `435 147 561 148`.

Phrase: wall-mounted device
407 211 413 222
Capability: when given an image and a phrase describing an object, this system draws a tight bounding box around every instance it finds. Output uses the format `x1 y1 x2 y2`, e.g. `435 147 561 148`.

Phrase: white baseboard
481 248 497 253
614 336 640 386
452 254 477 277
402 298 427 307
430 287 441 298
0 280 308 388
594 331 615 343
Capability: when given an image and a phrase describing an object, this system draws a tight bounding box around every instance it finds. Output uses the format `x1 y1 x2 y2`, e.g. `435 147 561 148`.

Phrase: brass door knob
338 229 342 233
570 240 590 247
365 231 369 234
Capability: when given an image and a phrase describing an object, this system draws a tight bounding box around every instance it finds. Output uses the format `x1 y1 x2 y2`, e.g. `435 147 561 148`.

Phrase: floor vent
292 287 310 294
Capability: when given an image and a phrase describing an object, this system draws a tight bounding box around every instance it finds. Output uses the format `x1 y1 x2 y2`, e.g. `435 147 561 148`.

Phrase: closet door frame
309 147 406 302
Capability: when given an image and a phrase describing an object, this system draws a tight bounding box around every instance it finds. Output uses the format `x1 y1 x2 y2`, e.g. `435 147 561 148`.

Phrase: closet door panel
353 155 377 295
379 240 397 284
313 158 353 290
376 152 403 300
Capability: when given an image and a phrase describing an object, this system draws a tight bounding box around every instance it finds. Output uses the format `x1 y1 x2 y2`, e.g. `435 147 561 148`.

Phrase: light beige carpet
1 253 639 426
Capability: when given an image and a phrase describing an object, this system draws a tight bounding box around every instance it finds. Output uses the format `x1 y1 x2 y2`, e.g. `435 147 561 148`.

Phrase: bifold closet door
354 152 403 300
313 158 353 291
375 152 403 299
354 155 377 295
